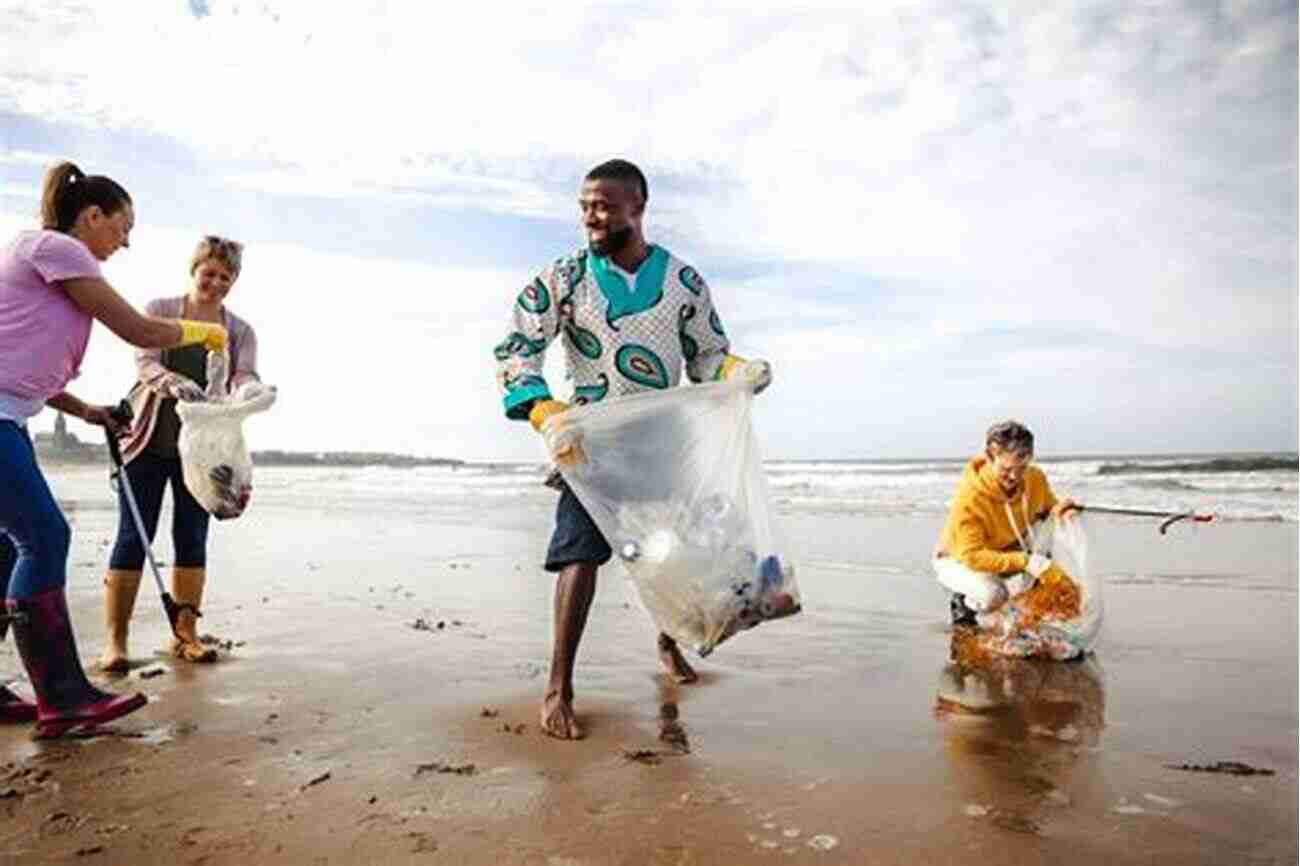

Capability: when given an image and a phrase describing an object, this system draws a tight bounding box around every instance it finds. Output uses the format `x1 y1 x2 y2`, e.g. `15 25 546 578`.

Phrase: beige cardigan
119 296 259 464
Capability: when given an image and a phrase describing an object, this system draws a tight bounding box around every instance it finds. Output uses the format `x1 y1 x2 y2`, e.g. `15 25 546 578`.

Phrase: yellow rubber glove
177 320 228 352
528 399 569 432
719 354 773 394
529 400 585 466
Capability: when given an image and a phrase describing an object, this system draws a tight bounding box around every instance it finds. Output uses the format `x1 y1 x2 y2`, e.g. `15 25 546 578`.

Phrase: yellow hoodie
938 455 1059 574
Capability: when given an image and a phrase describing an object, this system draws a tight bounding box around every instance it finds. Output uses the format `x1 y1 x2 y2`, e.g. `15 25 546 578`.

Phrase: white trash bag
976 515 1103 660
175 351 276 520
547 380 801 656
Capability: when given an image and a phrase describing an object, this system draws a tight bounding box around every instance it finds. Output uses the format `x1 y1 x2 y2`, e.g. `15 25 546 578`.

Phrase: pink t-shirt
0 230 101 420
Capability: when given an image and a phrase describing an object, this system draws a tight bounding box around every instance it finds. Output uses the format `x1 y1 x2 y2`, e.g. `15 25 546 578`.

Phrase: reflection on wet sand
934 629 1107 832
656 676 691 753
936 633 1106 745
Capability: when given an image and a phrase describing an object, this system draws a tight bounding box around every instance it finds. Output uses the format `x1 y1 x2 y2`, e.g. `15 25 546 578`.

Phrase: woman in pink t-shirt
0 161 228 738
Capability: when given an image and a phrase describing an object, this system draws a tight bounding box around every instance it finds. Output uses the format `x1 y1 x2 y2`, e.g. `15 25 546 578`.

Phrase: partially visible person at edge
934 420 1080 627
97 235 259 673
494 158 774 740
0 161 227 738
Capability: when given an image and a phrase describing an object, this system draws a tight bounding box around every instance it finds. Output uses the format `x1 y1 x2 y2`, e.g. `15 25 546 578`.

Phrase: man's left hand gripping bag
176 351 277 520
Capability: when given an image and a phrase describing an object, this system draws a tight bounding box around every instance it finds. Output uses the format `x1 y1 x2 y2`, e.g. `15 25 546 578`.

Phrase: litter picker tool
105 400 198 637
1078 505 1215 535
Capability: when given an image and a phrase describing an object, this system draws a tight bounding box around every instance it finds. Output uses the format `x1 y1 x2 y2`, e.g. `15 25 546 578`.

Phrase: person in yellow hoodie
934 420 1079 625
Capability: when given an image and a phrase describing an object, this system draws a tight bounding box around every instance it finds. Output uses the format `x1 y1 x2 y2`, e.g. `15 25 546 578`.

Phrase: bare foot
539 689 583 740
657 634 698 684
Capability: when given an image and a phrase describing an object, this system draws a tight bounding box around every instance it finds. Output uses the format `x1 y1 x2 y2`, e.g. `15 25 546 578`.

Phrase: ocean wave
1128 478 1201 491
1105 572 1295 593
1205 513 1290 524
1097 456 1298 475
765 463 964 478
768 472 958 491
248 461 1297 523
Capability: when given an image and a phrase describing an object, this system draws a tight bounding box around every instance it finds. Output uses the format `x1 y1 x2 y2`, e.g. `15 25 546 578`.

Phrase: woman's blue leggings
0 421 71 600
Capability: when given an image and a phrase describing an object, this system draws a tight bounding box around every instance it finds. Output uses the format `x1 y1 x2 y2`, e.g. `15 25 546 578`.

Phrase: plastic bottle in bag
551 380 801 656
175 351 276 520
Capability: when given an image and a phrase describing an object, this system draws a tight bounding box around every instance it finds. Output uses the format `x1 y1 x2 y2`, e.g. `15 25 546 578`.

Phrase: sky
1 0 1296 461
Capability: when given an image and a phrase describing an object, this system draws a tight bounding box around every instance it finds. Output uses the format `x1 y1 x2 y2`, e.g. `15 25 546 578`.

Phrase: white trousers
933 557 1036 612
934 519 1056 611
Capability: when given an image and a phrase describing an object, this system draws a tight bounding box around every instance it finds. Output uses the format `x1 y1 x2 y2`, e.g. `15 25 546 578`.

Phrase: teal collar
590 245 669 329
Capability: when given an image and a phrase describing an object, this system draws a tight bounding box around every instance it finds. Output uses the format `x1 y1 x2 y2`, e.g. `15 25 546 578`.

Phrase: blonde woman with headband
0 161 226 737
98 236 260 672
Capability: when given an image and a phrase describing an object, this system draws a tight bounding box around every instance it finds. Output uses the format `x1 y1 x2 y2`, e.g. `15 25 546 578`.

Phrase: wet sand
1 466 1296 864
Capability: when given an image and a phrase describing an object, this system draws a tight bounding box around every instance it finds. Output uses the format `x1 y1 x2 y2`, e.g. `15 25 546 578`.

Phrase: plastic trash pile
613 495 799 655
550 380 801 656
974 516 1103 661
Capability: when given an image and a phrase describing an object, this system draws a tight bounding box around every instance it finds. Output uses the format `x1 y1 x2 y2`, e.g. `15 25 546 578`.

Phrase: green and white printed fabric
495 245 731 419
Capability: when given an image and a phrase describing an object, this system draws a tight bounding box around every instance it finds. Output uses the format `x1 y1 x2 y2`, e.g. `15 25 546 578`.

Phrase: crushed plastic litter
176 351 276 520
551 381 801 656
973 516 1103 661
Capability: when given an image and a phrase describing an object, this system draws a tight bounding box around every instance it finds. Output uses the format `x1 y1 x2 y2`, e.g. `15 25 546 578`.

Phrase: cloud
0 148 64 167
0 181 38 198
24 218 527 459
220 166 561 219
1 1 1294 457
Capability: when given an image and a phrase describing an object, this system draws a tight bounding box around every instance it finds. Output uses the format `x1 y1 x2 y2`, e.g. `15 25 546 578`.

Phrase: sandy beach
2 2 1295 863
0 463 1295 865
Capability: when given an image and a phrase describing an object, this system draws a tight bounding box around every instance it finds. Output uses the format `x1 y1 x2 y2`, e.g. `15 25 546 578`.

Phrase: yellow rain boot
98 570 143 673
168 567 218 663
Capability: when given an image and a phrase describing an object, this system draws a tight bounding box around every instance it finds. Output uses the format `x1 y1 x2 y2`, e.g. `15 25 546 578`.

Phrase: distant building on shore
32 413 464 469
34 412 104 463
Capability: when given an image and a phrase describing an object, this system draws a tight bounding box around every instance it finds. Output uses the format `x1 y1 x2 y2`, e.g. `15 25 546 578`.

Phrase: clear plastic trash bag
547 380 801 657
976 516 1103 661
175 351 276 520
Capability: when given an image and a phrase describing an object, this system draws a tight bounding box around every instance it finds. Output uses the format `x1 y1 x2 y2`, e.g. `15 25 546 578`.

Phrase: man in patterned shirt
496 159 773 739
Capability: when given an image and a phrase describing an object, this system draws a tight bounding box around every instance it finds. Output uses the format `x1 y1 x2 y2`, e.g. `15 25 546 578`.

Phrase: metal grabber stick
105 400 198 637
1078 504 1215 535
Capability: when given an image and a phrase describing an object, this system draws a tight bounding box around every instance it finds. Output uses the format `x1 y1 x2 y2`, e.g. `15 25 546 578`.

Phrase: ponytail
39 161 132 233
